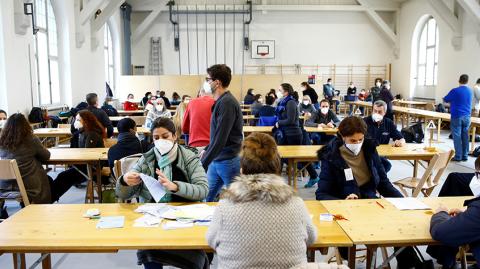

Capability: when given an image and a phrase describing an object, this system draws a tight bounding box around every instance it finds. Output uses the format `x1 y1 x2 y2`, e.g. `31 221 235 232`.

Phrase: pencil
376 201 385 209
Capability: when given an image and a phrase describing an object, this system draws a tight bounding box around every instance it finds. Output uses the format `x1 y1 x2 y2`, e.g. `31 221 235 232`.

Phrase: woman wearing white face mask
145 98 172 129
117 117 209 269
251 94 263 117
298 95 316 116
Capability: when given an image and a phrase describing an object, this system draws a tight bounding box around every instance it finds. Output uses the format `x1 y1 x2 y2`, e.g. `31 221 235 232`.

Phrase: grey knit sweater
207 197 317 269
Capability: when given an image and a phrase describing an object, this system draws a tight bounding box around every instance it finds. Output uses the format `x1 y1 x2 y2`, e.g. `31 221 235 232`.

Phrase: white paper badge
344 168 354 181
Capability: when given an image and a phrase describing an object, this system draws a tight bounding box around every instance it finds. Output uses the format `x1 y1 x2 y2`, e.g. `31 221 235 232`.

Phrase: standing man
323 78 337 113
85 93 114 138
182 88 215 152
200 64 243 202
444 74 473 162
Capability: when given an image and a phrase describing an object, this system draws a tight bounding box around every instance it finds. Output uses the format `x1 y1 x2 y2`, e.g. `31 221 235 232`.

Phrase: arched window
104 25 114 90
34 0 60 105
417 17 439 86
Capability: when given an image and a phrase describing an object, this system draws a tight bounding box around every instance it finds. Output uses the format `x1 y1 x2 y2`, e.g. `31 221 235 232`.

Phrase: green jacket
115 145 208 202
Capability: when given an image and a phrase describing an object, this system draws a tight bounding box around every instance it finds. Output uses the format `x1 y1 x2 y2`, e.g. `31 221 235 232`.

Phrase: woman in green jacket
116 117 209 269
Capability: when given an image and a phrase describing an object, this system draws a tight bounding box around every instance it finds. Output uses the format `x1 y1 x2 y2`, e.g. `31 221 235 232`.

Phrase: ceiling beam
80 0 106 26
357 0 397 44
428 0 463 50
91 0 124 33
457 0 480 23
132 4 167 43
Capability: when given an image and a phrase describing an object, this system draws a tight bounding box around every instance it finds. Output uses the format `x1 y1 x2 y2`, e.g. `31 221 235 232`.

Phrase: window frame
416 16 439 87
34 0 60 106
104 25 115 90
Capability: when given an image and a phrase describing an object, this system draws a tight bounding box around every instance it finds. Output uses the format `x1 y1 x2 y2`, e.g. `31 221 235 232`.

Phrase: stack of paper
133 214 161 228
385 198 431 210
96 216 125 229
135 204 169 218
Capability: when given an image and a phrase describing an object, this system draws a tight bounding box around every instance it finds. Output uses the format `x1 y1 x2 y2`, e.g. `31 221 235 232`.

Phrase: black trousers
438 172 474 197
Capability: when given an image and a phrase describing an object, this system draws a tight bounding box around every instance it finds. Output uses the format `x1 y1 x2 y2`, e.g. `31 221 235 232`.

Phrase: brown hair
240 133 281 175
338 116 367 137
0 113 33 151
207 64 232 88
78 110 106 138
475 156 480 171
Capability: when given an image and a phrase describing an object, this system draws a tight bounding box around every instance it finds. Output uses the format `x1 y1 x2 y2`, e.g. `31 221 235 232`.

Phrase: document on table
385 198 431 210
140 173 166 202
162 221 194 230
96 216 125 229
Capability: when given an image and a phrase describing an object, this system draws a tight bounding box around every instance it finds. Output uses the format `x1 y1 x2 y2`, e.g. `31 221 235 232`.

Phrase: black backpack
472 146 480 157
28 107 44 123
401 123 424 143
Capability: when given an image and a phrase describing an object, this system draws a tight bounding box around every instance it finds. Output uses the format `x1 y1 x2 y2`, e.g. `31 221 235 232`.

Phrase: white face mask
320 107 329 114
303 101 309 106
385 85 391 90
145 103 154 111
470 175 480 197
276 91 283 99
0 120 6 128
350 85 354 88
376 82 381 87
154 139 174 155
203 81 213 94
372 113 384 122
156 105 164 111
258 99 263 103
345 141 363 156
107 101 114 105
74 119 83 129
184 100 190 104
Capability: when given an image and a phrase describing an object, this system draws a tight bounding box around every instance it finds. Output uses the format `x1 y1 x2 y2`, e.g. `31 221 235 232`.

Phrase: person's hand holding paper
123 171 142 186
156 168 178 192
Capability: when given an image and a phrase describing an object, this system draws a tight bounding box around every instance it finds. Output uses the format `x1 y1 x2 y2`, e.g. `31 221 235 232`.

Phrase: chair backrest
412 149 455 197
425 103 435 111
57 124 71 129
104 138 118 148
0 160 30 206
129 116 146 126
113 153 143 179
258 116 277 126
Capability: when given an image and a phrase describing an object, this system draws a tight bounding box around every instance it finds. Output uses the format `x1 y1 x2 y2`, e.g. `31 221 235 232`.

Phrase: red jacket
123 101 138 111
182 96 215 147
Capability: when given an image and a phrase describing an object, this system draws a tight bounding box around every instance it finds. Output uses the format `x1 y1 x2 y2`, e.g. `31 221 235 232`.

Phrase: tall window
417 17 439 86
104 25 114 90
34 0 60 105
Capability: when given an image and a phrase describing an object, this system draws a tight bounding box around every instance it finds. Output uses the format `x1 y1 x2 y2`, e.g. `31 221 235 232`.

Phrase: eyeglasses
205 77 213 82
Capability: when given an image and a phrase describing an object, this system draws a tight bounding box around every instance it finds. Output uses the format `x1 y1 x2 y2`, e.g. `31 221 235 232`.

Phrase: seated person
0 114 75 203
257 95 276 117
0 109 7 128
101 97 119 116
364 100 405 172
145 98 172 128
123 94 139 111
315 116 420 268
171 92 182 106
427 195 480 269
116 117 209 269
207 133 316 268
305 99 340 145
107 118 143 172
243 88 255 105
250 94 263 116
298 95 317 116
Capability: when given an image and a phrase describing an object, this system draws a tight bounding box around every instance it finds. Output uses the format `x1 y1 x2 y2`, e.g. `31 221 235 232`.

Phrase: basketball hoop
259 53 268 57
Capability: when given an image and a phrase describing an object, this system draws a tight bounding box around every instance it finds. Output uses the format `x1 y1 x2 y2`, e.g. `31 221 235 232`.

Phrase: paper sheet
162 221 194 230
96 216 125 229
385 198 431 210
133 215 161 227
140 173 166 202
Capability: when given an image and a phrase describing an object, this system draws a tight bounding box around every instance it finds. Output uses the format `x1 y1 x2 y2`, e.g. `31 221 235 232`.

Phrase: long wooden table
0 201 352 269
34 127 151 138
46 148 108 203
243 126 338 136
117 110 145 116
322 196 471 269
277 144 445 190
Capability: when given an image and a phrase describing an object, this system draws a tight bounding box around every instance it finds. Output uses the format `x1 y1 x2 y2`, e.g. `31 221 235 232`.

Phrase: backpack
472 146 480 157
401 123 424 143
436 103 446 113
28 107 45 123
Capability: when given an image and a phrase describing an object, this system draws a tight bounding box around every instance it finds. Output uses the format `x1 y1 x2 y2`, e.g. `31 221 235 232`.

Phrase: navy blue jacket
315 137 402 200
257 105 276 117
430 197 480 264
201 91 243 169
364 116 403 145
107 132 143 171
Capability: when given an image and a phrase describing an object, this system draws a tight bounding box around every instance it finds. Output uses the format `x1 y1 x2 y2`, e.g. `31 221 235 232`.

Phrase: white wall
392 0 480 102
0 0 123 115
131 10 395 76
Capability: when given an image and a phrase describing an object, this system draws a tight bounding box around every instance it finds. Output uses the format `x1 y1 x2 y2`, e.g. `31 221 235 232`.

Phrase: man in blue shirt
444 74 473 161
364 100 405 172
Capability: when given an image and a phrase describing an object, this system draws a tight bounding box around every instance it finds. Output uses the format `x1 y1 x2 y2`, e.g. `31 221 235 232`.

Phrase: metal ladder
148 37 163 75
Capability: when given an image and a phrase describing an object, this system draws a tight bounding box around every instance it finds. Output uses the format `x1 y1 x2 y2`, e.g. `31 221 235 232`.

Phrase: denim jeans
450 115 471 160
206 156 240 202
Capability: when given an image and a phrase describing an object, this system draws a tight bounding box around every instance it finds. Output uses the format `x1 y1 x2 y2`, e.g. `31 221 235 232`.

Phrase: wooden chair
113 154 142 203
129 116 146 126
0 160 30 214
393 150 454 197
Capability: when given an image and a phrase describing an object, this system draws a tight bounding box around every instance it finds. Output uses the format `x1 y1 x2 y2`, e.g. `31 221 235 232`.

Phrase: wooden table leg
42 253 52 269
367 246 377 269
96 161 103 203
13 253 26 269
437 119 442 142
86 164 94 203
471 126 477 152
348 245 356 269
287 159 293 186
